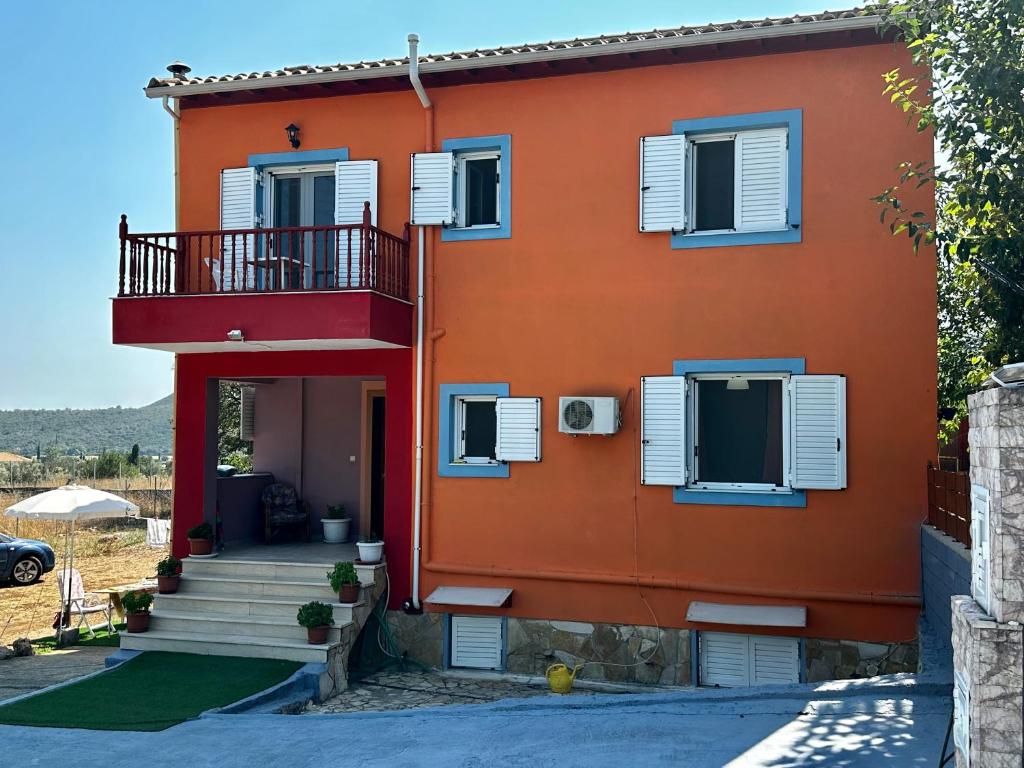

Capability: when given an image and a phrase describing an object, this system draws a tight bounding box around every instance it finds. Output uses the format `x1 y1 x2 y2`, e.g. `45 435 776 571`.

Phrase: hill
0 395 173 457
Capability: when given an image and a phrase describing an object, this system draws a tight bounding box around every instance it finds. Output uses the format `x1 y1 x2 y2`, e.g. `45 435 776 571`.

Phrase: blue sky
0 0 823 410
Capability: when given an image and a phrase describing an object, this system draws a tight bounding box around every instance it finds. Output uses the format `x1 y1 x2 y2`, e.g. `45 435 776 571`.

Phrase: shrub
221 451 253 474
326 562 358 591
324 504 347 520
122 591 154 614
187 523 213 540
155 556 182 577
296 601 334 629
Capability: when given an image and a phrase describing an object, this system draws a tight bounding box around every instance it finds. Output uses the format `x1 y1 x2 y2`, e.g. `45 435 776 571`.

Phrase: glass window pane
697 379 783 485
464 157 498 226
273 177 302 288
313 175 336 288
462 400 497 460
694 140 735 232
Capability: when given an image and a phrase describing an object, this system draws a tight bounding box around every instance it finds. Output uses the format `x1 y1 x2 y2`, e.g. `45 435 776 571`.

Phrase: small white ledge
424 586 513 608
686 601 807 628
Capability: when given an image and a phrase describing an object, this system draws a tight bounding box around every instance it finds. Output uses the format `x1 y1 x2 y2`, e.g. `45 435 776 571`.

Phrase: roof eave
144 14 883 100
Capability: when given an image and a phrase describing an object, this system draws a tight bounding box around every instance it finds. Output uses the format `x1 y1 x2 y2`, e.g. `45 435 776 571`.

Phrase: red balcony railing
118 202 410 301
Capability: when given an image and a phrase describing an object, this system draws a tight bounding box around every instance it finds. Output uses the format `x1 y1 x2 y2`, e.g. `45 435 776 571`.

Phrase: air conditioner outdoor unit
558 396 620 436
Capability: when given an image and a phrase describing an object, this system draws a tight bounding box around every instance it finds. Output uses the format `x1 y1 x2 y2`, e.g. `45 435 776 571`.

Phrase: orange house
112 8 935 689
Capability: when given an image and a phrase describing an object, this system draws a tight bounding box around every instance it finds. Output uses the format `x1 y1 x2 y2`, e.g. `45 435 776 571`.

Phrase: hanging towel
146 518 171 548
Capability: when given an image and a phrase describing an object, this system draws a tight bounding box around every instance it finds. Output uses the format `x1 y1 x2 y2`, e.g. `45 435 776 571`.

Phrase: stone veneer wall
952 595 1023 768
804 638 919 682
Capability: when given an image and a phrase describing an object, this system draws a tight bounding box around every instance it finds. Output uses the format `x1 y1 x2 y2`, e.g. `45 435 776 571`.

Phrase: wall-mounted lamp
227 329 245 342
285 123 301 149
726 376 750 391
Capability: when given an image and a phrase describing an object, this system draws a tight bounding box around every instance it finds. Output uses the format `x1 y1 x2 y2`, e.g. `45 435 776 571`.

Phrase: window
691 137 736 232
455 152 500 228
455 395 498 464
691 374 788 492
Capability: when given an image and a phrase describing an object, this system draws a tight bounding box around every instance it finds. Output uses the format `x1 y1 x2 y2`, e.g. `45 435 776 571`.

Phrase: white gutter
144 15 881 99
407 33 432 109
161 95 180 121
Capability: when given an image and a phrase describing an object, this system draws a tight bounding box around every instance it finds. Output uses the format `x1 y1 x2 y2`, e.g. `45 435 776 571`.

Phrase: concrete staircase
120 555 387 695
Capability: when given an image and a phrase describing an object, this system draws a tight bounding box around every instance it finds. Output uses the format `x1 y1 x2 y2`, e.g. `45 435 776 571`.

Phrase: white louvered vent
411 152 454 225
239 385 256 442
450 615 503 670
954 670 970 762
789 375 846 490
335 160 378 287
220 167 258 291
639 134 686 233
495 397 541 463
971 484 991 613
735 128 788 232
640 376 686 486
700 632 800 688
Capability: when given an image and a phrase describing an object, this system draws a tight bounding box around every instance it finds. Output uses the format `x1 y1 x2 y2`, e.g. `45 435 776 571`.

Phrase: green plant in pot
122 590 154 633
187 522 214 556
297 600 335 644
322 504 350 544
155 555 182 594
356 531 384 564
327 561 360 603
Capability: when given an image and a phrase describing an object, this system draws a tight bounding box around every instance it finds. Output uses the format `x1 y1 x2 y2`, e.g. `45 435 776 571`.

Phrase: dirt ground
0 497 165 644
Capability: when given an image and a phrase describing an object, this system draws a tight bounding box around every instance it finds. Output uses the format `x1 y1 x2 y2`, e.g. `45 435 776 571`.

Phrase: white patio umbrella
4 485 140 634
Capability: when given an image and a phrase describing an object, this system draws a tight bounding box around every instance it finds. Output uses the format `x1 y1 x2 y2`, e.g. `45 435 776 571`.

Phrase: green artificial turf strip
0 651 302 731
33 625 126 651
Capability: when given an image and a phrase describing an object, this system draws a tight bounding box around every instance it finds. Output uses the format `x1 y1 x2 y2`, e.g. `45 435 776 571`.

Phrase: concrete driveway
0 674 950 767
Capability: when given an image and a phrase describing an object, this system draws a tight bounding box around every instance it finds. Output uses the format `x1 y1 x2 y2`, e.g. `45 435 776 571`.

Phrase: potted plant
357 532 384 564
123 590 154 633
297 601 334 644
187 522 214 556
322 504 351 544
155 555 182 594
327 561 361 603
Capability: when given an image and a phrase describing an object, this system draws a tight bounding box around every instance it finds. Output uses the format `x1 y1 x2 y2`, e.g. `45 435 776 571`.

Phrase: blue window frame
247 148 349 169
671 110 802 250
441 135 512 242
673 357 807 508
438 383 510 478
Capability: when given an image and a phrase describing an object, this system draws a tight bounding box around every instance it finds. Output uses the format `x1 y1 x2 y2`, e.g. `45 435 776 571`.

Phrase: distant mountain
0 395 173 457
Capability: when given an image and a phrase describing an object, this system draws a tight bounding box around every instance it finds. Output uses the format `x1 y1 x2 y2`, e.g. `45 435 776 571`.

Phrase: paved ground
0 674 950 767
0 646 113 702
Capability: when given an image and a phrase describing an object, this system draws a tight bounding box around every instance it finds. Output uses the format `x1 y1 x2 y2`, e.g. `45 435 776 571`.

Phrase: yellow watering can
546 663 584 694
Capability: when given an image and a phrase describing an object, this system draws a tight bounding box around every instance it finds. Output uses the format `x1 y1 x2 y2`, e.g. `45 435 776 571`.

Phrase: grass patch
32 624 126 651
0 651 301 731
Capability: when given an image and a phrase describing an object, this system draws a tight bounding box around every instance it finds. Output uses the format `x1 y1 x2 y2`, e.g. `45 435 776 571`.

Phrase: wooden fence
927 463 971 547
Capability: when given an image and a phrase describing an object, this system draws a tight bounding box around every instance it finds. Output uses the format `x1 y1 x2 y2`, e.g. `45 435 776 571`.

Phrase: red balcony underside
112 290 412 352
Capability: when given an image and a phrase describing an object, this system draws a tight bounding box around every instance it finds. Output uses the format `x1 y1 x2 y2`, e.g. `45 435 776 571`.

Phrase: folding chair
56 568 113 636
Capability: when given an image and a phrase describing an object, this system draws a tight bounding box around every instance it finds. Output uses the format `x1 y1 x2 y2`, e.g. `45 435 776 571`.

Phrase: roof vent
166 61 192 80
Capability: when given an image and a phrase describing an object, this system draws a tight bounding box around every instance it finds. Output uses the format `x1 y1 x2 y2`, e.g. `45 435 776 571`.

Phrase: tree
218 381 252 460
129 443 140 466
875 0 1024 437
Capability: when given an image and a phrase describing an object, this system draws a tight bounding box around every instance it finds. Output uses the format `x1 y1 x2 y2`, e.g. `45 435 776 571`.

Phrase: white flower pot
322 518 350 544
357 541 384 563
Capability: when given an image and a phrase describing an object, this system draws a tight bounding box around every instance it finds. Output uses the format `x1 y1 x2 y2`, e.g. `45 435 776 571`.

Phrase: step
177 574 340 601
153 593 359 624
119 629 338 663
182 557 382 586
149 610 352 643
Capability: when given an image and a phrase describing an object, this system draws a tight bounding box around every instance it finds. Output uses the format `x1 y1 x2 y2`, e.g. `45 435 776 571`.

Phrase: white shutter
750 635 800 685
219 167 258 290
971 484 991 613
641 376 687 486
495 397 541 463
735 128 788 232
410 152 454 225
700 632 750 688
639 135 686 233
450 616 503 669
335 160 378 287
789 375 846 490
239 385 256 442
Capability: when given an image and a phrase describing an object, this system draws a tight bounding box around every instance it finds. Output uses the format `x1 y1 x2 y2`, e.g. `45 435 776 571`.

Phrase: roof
0 452 31 463
147 8 885 105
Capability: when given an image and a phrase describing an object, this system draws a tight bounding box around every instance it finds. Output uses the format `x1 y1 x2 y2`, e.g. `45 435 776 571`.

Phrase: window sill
442 223 510 242
672 227 801 250
439 461 509 479
674 487 807 508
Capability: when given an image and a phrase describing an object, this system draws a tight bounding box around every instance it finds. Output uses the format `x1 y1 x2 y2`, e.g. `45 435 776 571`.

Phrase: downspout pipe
161 95 180 121
407 34 432 109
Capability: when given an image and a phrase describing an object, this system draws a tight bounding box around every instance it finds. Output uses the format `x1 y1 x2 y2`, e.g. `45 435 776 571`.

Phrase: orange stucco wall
176 41 935 643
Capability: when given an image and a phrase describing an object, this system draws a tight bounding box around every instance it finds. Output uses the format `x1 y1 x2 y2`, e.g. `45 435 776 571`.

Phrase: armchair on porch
261 483 311 544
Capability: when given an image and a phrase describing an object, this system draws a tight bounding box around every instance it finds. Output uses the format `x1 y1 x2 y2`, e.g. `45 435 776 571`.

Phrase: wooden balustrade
117 202 410 301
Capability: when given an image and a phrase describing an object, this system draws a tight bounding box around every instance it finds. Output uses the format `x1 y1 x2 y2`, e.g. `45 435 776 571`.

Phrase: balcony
112 204 413 353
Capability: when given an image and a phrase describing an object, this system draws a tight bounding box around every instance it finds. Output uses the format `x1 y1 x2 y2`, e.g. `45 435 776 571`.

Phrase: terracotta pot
189 538 213 556
338 583 361 603
157 575 180 594
126 611 151 633
306 625 330 644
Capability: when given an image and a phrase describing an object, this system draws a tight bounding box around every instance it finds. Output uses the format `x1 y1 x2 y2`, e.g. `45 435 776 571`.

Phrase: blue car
0 531 56 586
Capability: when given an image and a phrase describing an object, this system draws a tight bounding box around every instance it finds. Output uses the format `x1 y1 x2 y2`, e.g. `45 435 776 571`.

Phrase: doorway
360 382 386 540
269 167 336 289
